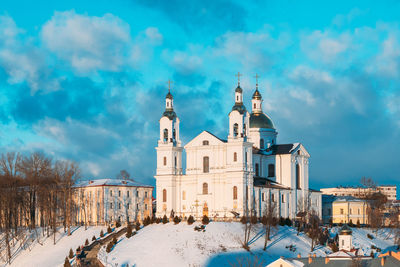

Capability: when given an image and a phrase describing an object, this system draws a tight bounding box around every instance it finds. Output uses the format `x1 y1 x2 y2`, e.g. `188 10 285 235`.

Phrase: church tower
155 81 183 217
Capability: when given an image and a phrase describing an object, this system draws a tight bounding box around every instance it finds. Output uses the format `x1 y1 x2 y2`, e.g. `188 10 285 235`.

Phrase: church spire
163 79 177 120
234 72 243 104
252 74 262 113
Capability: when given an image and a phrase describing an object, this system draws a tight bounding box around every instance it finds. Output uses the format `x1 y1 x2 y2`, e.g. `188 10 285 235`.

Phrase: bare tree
306 209 321 251
261 200 277 251
296 192 312 234
117 170 131 181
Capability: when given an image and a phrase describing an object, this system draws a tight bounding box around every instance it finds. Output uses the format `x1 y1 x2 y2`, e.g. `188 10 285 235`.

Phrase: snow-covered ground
0 226 105 267
99 222 396 267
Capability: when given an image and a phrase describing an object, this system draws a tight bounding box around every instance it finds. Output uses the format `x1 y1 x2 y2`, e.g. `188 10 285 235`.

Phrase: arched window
296 164 301 189
202 140 209 145
255 163 259 176
163 129 168 142
253 103 256 109
163 189 167 202
233 152 237 162
233 186 237 200
163 157 167 166
173 129 176 140
182 191 186 200
203 183 208 194
268 164 275 177
233 123 238 137
174 156 177 167
237 96 239 101
203 156 209 173
260 139 265 149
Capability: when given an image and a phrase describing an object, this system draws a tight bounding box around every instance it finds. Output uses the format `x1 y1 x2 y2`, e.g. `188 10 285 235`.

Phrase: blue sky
0 0 399 189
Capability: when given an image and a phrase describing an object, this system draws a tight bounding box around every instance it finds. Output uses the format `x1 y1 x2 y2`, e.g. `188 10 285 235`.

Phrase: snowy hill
98 222 396 267
0 226 104 267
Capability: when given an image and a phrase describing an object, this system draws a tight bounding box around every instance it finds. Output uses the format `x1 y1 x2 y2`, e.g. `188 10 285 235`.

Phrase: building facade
155 81 322 220
322 195 369 224
320 186 397 202
73 179 153 225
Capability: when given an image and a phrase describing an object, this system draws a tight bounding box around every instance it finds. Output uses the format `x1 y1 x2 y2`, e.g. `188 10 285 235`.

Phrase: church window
233 186 238 200
127 191 130 197
182 191 186 200
119 190 121 197
255 163 259 176
203 140 209 145
233 152 237 162
203 156 209 173
174 156 177 167
173 129 176 140
145 191 148 198
127 203 130 209
282 194 285 203
110 203 113 209
163 189 167 202
237 96 239 101
167 102 169 107
145 204 148 210
233 123 238 137
118 203 121 209
342 240 344 246
260 139 264 149
272 194 275 202
137 203 139 209
296 164 301 189
340 208 344 215
110 190 113 197
243 124 246 135
163 129 168 142
136 190 139 197
203 183 208 195
254 103 256 109
268 164 275 177
262 193 265 201
163 157 167 166
297 150 301 155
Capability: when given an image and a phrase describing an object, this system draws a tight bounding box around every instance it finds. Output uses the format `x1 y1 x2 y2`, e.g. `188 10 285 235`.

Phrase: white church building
155 80 322 220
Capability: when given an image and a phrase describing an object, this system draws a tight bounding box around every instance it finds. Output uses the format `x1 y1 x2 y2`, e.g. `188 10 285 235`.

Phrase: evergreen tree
126 224 133 238
162 215 168 224
135 221 141 231
107 225 112 234
202 215 210 225
68 248 74 259
187 215 195 225
92 235 96 241
64 257 71 267
173 216 181 224
100 229 104 238
85 239 89 246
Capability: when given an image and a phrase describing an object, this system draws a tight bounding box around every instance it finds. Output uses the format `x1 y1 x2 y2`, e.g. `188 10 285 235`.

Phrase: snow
0 226 105 267
99 223 396 267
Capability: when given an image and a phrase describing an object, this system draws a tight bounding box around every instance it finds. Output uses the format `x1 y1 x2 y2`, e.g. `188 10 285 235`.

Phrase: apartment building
320 185 397 202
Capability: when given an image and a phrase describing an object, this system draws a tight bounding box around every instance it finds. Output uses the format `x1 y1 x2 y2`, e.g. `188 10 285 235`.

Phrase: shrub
285 218 292 227
261 216 267 225
250 215 258 224
151 216 156 224
349 220 354 227
240 216 247 224
279 217 285 226
162 215 168 224
107 225 112 234
112 236 118 245
106 242 113 253
64 257 71 267
76 246 81 252
68 248 74 259
367 233 374 240
202 215 210 225
92 235 96 241
143 216 151 226
356 220 360 228
134 221 140 231
173 216 181 224
100 230 104 238
187 215 195 225
126 224 133 238
85 239 89 246
116 221 121 228
156 217 161 224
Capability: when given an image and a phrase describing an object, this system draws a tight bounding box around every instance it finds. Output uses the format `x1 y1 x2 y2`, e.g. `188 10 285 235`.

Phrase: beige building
320 185 397 202
73 179 153 225
322 195 369 224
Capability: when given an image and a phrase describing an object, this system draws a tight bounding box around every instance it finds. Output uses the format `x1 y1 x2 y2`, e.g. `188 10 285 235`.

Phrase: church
155 77 322 220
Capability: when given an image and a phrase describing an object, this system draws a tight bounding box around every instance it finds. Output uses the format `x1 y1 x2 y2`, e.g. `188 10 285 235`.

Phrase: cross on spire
254 73 260 89
235 72 242 86
166 79 173 93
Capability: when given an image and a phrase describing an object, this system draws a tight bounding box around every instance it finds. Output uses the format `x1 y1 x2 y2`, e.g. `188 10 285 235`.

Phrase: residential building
320 185 397 202
322 195 369 225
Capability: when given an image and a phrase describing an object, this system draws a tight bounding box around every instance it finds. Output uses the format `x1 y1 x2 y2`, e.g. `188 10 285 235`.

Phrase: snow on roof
327 250 356 258
74 178 153 188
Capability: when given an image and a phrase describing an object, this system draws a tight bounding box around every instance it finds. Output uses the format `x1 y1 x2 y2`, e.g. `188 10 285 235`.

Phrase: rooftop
74 178 153 188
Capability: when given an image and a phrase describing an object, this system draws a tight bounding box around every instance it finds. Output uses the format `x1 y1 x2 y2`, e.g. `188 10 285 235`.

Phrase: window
233 186 237 200
145 191 148 198
127 203 130 209
203 156 209 173
110 203 113 209
136 203 139 209
350 208 352 214
203 183 208 195
342 240 344 246
182 191 186 200
136 190 139 197
237 96 239 101
118 203 121 209
163 189 167 202
268 164 275 177
163 129 168 142
203 140 209 145
255 163 259 176
358 209 360 215
174 156 177 167
110 190 113 196
233 123 238 137
260 139 264 149
282 194 285 203
272 194 275 202
233 152 237 162
262 193 265 201
340 209 344 215
296 164 301 189
145 204 148 210
253 103 256 109
119 190 121 197
127 191 130 197
173 129 176 139
163 157 167 166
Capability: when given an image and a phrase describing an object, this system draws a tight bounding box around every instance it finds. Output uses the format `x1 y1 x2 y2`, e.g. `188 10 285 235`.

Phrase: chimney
381 257 385 266
325 257 330 264
308 255 312 264
297 253 301 258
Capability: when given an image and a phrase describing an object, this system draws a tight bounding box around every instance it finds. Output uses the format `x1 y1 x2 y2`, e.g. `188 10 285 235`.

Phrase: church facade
155 81 322 220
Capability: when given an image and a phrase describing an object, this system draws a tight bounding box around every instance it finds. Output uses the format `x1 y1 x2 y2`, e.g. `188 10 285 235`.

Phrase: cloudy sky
0 0 399 189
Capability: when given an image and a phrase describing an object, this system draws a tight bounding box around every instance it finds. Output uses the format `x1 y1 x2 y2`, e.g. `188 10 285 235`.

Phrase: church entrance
203 203 208 217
